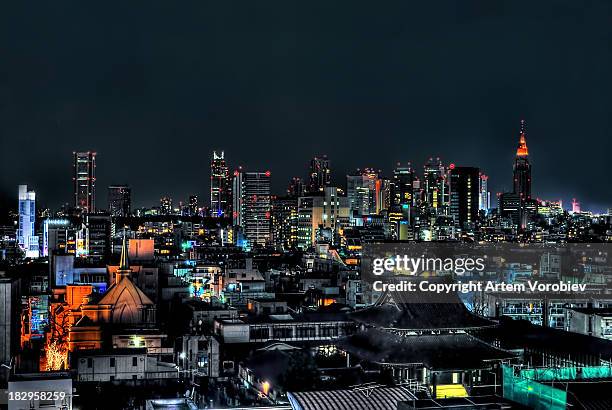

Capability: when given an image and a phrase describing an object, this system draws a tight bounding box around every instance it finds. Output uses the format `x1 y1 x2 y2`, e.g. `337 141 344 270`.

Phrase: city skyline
0 124 607 215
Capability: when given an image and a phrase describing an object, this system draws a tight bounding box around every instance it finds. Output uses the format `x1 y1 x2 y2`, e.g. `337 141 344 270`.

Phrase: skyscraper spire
513 120 532 203
516 120 529 157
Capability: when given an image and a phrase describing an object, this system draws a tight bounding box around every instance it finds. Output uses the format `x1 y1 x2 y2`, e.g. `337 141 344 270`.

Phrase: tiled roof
288 387 416 410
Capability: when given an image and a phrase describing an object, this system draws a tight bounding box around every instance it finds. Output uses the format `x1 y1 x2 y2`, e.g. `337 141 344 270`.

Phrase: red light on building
265 170 271 177
449 163 455 170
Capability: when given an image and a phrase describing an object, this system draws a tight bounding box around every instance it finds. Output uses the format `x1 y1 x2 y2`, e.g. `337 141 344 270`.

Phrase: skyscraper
423 157 449 210
287 177 305 198
513 120 531 202
347 168 379 217
391 163 414 207
308 156 331 193
449 167 480 229
297 187 350 249
188 195 199 216
17 185 39 258
271 196 298 251
232 170 272 247
83 213 111 261
210 151 231 217
160 196 173 215
499 192 522 227
108 185 131 217
73 151 96 213
478 173 490 212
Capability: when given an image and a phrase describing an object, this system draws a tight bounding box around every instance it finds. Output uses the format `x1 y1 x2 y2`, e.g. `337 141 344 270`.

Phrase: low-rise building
214 308 355 344
566 307 612 340
8 372 73 410
74 348 178 382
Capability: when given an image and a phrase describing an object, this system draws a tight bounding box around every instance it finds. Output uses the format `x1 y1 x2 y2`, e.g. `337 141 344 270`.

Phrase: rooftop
478 317 612 361
288 386 416 410
338 330 515 370
569 307 612 316
351 285 494 331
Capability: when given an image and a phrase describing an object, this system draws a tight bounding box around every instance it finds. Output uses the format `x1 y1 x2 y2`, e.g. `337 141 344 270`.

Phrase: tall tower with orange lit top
513 120 531 202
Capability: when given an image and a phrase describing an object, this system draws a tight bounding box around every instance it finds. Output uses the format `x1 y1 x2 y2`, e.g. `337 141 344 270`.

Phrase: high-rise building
513 120 531 202
479 174 490 212
499 192 522 227
73 151 96 213
271 196 298 251
107 185 131 217
210 151 231 217
188 195 199 216
82 214 111 261
347 168 379 217
375 178 391 214
297 187 350 249
160 196 173 215
449 167 480 229
423 157 449 210
287 177 305 198
232 170 271 247
391 163 414 207
43 218 77 257
308 156 331 193
17 185 39 258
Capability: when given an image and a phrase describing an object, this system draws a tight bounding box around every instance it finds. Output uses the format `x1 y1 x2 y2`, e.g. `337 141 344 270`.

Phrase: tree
278 352 321 393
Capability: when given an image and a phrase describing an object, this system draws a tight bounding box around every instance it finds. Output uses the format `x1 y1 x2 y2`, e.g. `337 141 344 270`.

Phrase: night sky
1 1 612 213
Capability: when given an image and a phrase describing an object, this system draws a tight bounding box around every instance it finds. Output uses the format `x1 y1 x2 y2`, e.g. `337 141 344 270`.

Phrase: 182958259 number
8 391 66 401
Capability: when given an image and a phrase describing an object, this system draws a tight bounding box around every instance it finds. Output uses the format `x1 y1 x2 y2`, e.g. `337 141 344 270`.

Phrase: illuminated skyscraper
108 185 131 217
308 155 331 193
391 163 414 207
232 170 271 247
513 120 531 202
423 157 449 210
210 151 231 217
271 196 298 250
449 167 480 229
188 195 199 216
297 187 350 249
160 196 173 215
287 177 305 198
479 173 490 212
17 184 40 258
499 192 521 227
347 168 379 217
73 151 96 212
83 213 111 261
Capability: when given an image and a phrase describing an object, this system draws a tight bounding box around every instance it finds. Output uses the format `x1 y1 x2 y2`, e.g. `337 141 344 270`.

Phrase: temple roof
338 329 515 370
97 230 153 310
350 281 495 331
90 232 155 325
